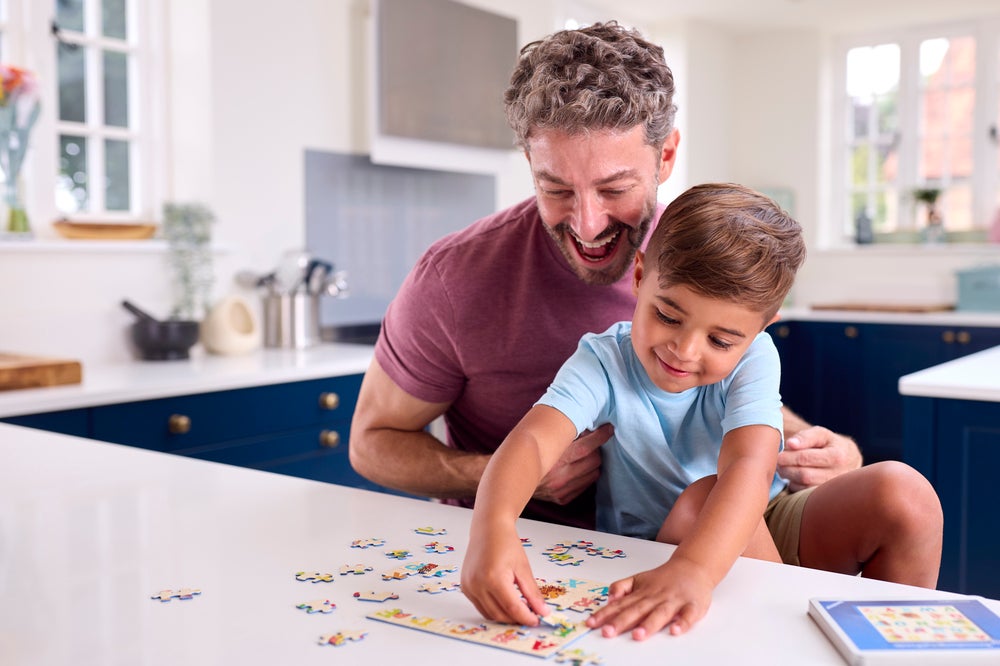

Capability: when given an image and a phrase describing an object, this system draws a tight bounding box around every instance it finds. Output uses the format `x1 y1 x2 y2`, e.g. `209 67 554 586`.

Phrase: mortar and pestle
121 300 200 360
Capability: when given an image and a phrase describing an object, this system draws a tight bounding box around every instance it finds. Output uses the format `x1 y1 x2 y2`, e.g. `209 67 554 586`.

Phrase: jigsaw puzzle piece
295 571 335 583
296 599 336 614
318 630 367 646
353 590 400 602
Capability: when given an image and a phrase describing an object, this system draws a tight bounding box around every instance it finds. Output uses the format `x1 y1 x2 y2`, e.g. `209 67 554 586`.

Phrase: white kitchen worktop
899 345 1000 403
3 422 995 666
0 343 374 418
780 307 1000 327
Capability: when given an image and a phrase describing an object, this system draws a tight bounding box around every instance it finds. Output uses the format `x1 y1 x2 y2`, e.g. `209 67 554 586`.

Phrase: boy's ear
763 312 781 330
632 251 645 296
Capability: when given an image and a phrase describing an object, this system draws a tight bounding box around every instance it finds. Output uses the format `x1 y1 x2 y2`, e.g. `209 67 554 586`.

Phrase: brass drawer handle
957 331 971 344
942 330 956 344
168 414 191 435
318 392 340 411
775 325 790 338
844 326 858 339
319 430 341 448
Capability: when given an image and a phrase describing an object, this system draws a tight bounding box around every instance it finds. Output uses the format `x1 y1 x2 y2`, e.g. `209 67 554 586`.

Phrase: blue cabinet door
904 394 1000 598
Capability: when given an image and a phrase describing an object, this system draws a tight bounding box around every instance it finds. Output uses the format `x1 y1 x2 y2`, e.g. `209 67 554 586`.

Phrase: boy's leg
656 475 781 563
797 460 942 588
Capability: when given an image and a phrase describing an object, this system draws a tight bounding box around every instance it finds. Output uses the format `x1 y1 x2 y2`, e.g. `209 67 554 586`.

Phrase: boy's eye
710 336 735 351
655 310 678 325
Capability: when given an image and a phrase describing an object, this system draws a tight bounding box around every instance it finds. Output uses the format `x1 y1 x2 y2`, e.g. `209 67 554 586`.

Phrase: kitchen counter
899 344 1000 402
780 306 1000 327
3 422 995 666
0 343 373 418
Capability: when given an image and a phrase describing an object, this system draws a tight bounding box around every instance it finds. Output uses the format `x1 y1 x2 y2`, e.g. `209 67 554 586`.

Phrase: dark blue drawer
90 375 362 451
1 408 90 437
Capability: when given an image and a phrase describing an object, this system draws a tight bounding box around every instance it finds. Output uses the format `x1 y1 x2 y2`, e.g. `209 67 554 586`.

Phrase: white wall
4 1 1000 366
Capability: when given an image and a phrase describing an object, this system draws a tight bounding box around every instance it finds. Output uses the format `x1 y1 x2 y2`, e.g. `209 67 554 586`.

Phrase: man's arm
777 405 863 492
349 357 484 499
349 357 605 502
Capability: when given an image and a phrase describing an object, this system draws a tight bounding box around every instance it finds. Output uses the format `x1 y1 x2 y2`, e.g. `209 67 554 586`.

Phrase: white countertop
780 307 1000 327
899 345 1000 402
2 422 993 666
0 343 374 417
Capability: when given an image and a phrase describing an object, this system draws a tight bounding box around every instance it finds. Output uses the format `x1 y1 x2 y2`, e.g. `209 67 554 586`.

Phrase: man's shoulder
428 197 540 256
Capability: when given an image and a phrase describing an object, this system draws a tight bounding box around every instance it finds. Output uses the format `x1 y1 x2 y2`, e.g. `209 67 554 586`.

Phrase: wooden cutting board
810 303 956 313
0 353 83 391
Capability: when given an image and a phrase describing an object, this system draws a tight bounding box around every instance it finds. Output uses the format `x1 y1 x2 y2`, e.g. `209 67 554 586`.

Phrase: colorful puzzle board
809 598 1000 664
366 606 592 658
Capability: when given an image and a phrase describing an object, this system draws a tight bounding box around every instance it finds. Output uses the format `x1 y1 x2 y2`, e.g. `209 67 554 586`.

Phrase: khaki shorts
764 486 816 566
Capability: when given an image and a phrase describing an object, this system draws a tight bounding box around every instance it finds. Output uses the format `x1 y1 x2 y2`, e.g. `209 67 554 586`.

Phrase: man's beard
543 203 655 286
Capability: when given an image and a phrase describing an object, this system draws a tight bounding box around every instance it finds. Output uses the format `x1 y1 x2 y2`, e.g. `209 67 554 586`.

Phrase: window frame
3 0 165 229
830 18 1000 246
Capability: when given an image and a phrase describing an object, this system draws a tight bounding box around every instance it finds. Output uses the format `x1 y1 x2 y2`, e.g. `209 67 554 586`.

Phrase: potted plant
162 203 215 320
912 187 943 243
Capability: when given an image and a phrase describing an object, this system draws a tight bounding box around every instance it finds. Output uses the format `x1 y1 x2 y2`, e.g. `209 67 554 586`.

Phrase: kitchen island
2 422 996 666
899 346 1000 598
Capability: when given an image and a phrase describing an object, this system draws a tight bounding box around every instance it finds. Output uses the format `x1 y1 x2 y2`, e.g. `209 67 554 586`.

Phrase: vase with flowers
0 64 40 239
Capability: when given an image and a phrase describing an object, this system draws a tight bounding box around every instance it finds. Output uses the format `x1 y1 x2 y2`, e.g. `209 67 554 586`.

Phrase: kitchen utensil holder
263 293 320 349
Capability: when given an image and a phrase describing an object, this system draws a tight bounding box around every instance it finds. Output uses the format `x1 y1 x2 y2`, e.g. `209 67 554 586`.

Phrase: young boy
461 183 807 640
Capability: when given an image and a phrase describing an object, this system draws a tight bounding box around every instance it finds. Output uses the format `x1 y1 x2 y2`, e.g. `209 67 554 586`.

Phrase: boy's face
630 253 779 394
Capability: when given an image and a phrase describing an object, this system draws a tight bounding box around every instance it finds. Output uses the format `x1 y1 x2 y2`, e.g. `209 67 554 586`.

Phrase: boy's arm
462 404 580 626
587 424 779 639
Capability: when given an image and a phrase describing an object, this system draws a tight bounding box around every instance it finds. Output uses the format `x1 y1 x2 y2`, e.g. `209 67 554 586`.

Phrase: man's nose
570 193 608 242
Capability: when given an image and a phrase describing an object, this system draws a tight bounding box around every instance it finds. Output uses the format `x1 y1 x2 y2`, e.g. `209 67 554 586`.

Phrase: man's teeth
574 231 619 249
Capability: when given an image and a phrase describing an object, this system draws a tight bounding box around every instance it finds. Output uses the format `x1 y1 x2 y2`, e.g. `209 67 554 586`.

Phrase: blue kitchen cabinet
2 374 403 495
768 320 1000 464
1 407 90 437
903 395 1000 598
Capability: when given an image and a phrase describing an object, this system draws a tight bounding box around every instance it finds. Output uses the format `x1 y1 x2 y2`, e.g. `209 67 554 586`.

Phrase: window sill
0 239 230 254
817 242 1000 257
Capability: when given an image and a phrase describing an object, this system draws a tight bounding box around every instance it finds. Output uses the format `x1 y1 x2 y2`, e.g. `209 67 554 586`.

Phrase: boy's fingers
516 574 549 617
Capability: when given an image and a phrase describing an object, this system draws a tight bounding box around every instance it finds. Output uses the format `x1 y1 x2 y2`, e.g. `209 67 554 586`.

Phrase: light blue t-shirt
537 321 788 540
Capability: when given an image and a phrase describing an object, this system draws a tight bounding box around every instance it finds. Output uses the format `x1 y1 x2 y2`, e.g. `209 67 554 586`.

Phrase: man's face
527 126 677 285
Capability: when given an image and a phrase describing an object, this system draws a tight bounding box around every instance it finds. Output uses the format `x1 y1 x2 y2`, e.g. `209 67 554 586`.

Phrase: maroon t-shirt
375 197 660 528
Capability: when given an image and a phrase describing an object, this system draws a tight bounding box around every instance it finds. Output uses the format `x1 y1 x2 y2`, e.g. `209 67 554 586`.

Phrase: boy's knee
866 461 942 533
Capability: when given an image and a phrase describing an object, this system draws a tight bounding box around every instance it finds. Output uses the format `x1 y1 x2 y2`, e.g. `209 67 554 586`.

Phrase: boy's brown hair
648 183 806 321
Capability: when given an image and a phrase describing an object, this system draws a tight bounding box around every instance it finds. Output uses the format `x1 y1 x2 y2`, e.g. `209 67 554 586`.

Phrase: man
350 22 940 584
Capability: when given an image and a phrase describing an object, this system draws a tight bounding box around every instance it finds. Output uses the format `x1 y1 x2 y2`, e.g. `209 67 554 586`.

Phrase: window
834 20 1000 243
1 0 161 227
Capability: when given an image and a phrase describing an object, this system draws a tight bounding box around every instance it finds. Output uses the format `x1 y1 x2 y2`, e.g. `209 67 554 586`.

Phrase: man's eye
542 188 571 198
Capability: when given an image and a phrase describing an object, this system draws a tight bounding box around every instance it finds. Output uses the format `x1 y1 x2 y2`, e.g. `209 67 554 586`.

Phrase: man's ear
657 129 680 184
632 251 645 296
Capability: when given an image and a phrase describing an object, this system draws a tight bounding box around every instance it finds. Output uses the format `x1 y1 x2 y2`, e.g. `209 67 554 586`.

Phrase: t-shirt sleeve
374 250 465 405
535 335 613 436
719 333 785 448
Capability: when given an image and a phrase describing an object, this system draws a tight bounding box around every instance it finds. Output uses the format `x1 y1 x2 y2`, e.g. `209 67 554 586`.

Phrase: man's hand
778 425 862 492
532 424 610 505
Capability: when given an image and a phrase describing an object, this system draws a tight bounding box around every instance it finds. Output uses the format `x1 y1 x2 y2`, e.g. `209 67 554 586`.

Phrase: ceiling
583 0 1000 33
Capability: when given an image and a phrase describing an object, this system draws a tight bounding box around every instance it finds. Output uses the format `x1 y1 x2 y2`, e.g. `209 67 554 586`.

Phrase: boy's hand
586 555 713 640
461 525 548 626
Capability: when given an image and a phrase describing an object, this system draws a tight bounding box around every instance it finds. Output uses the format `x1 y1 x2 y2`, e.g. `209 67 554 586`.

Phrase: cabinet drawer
175 423 350 467
177 424 383 491
91 375 362 451
1 408 90 437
